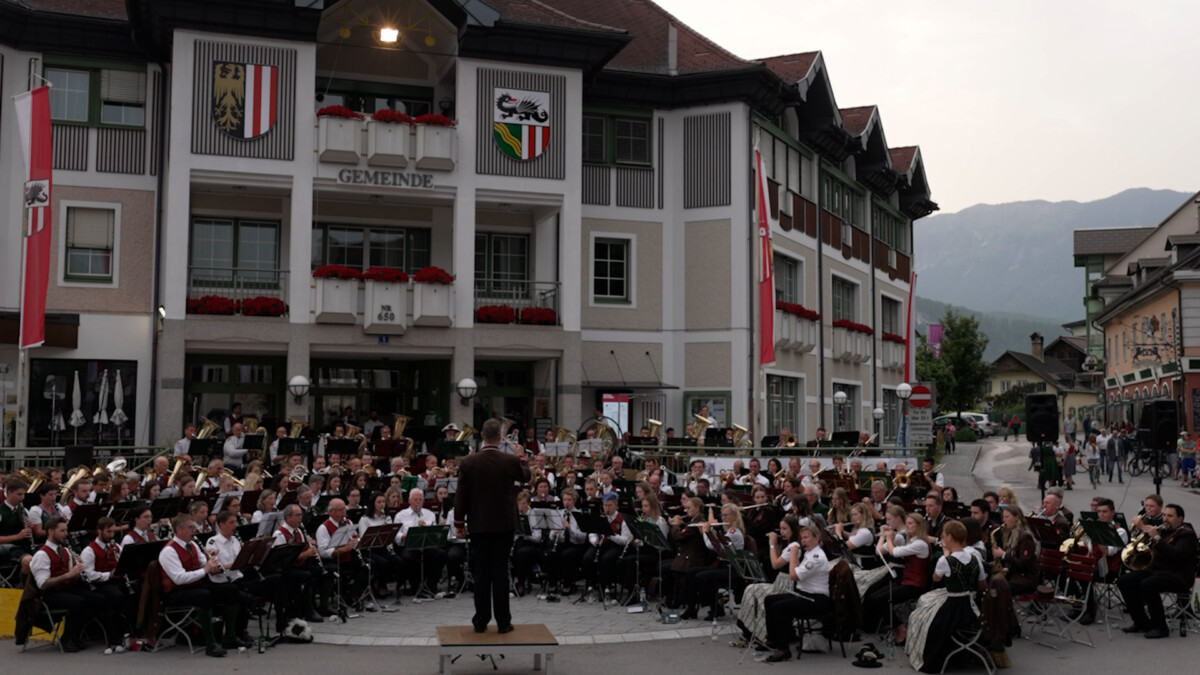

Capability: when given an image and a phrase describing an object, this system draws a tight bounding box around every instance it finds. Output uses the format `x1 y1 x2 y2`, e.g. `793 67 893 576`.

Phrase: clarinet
16 505 35 551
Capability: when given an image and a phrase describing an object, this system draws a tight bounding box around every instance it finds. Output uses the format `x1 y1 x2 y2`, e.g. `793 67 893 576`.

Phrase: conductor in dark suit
454 419 531 633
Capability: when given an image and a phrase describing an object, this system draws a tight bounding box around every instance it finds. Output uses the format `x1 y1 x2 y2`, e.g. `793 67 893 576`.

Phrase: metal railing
1 446 170 474
187 266 290 305
473 279 561 324
624 445 925 476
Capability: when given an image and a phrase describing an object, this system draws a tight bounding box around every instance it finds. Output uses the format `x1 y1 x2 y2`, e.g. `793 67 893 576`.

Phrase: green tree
916 310 990 414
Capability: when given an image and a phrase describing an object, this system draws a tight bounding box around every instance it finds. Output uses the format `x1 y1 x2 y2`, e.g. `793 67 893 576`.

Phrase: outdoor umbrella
110 370 128 431
69 370 86 444
94 369 109 426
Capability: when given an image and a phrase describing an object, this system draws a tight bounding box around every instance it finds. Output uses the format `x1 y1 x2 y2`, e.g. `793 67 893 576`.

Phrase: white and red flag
13 85 52 349
754 146 776 367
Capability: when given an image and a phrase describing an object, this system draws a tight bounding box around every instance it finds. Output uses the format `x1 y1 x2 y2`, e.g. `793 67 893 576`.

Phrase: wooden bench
436 624 558 674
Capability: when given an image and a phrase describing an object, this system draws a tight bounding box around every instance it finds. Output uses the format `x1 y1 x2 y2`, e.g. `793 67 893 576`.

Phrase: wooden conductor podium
436 624 558 674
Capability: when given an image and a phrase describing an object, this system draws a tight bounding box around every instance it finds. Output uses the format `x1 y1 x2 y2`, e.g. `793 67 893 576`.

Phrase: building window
822 174 863 228
881 297 901 336
831 276 857 322
65 207 115 282
476 232 529 296
774 254 802 305
593 238 629 301
190 218 280 280
767 375 799 438
882 389 900 443
873 204 909 255
311 225 431 273
46 66 146 127
581 112 652 166
314 78 432 117
832 382 858 432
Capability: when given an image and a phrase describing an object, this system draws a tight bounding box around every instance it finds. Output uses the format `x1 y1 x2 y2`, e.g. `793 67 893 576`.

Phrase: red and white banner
904 271 917 382
13 85 52 349
243 63 278 139
754 147 776 367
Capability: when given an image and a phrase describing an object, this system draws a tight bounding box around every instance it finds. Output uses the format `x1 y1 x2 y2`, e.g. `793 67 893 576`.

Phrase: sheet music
330 523 356 548
256 511 284 538
529 508 563 531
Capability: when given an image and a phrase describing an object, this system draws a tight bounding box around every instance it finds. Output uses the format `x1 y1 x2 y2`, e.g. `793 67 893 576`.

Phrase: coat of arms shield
492 88 550 161
212 61 278 140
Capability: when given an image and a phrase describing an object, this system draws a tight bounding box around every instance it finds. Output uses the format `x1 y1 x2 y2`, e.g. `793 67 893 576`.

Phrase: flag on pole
754 146 776 366
13 85 52 349
903 271 917 381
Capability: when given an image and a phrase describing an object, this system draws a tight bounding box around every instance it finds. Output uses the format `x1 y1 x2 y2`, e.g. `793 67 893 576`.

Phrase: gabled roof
485 0 623 33
840 106 875 137
760 51 820 87
890 147 918 175
7 0 125 20
533 0 751 74
1073 226 1154 257
994 350 1077 387
1046 335 1087 356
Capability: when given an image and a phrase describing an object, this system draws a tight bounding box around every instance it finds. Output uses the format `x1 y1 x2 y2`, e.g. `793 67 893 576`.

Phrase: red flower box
520 307 557 325
832 319 874 335
777 302 821 322
882 332 907 344
317 105 364 120
413 113 455 127
362 267 410 283
186 295 237 315
371 109 414 125
412 266 454 284
240 296 289 317
312 265 362 280
475 305 515 324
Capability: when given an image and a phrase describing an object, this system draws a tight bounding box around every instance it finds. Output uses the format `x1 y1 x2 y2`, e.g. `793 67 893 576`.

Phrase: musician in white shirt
268 425 287 463
736 458 772 487
581 492 631 593
762 524 832 662
223 423 248 470
29 517 91 652
158 514 246 656
393 488 445 596
175 424 197 458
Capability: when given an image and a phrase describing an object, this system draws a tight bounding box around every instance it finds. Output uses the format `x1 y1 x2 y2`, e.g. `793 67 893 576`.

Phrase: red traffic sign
910 384 933 408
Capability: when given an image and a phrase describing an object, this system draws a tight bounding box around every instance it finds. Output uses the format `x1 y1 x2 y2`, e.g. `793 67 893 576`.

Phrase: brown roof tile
890 146 917 174
485 0 624 33
759 52 820 83
532 0 750 74
12 0 125 19
840 106 875 137
1073 226 1154 257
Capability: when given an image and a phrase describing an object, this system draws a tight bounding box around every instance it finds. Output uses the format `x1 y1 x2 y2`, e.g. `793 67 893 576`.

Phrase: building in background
0 0 934 448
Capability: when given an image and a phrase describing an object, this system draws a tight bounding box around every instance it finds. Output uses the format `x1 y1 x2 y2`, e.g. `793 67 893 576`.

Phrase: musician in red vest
158 513 245 657
121 506 158 546
272 503 326 623
80 516 128 648
580 491 631 598
29 516 93 651
316 498 367 610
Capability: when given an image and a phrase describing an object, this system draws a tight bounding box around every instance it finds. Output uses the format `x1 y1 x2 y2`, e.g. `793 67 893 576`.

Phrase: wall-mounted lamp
157 305 166 319
456 377 477 407
379 27 399 43
288 375 311 405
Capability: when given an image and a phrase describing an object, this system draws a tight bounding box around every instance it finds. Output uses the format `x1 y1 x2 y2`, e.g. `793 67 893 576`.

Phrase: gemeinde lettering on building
337 169 435 189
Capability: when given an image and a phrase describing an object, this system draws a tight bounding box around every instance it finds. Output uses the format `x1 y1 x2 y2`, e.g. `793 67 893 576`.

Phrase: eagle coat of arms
212 61 278 139
492 88 551 161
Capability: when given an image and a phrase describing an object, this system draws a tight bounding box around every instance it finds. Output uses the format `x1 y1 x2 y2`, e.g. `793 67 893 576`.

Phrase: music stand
327 439 359 458
255 511 285 538
178 493 218 516
627 519 671 605
66 503 103 534
358 523 403 612
276 437 311 464
188 438 221 463
259 542 304 576
568 512 615 608
1080 520 1125 549
109 501 149 530
435 440 471 462
238 490 262 515
403 525 449 599
1027 516 1064 547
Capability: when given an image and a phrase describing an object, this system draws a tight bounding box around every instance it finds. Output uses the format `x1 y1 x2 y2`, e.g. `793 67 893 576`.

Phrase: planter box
882 340 905 370
412 282 454 327
414 125 456 171
774 310 796 351
831 326 854 361
363 280 408 334
318 116 362 164
795 318 819 354
366 121 409 168
855 332 873 363
313 277 358 324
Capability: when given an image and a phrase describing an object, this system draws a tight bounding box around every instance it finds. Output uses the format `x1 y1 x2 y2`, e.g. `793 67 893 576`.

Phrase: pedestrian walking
1104 426 1124 483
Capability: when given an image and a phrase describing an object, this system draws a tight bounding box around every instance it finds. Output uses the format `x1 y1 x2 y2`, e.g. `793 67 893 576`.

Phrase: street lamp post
896 382 913 450
833 390 848 433
873 407 884 442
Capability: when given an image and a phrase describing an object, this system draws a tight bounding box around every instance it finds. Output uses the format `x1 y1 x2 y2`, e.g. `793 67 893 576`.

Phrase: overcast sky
656 0 1198 213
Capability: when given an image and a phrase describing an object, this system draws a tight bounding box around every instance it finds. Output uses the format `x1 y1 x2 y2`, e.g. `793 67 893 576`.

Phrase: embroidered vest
87 540 119 574
161 540 200 592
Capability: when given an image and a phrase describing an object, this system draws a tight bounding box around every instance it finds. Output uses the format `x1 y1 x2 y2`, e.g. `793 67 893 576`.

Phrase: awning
0 312 79 349
582 381 679 391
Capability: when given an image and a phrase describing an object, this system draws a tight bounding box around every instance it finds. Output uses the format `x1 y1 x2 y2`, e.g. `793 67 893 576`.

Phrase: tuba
167 457 191 488
690 414 712 442
456 424 476 442
288 419 306 438
196 417 220 440
646 418 663 439
244 416 266 435
16 467 49 494
345 423 366 442
731 423 753 454
60 465 92 504
392 413 411 439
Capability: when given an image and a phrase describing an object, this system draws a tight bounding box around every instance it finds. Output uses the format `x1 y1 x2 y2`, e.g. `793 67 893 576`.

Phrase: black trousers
446 542 467 585
90 581 129 639
367 549 406 589
163 583 242 645
512 539 539 585
764 591 833 648
862 579 923 630
470 531 513 629
1119 570 1189 630
553 543 589 587
280 567 315 622
399 546 446 593
581 542 625 589
40 586 92 642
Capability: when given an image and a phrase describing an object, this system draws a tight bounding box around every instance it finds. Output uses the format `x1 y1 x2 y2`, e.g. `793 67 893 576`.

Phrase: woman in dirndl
906 520 986 672
736 514 801 645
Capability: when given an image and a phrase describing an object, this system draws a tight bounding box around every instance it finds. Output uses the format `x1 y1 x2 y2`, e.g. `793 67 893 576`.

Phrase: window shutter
773 139 786 181
615 118 649 164
67 208 114 249
582 116 606 163
100 69 146 104
787 148 801 194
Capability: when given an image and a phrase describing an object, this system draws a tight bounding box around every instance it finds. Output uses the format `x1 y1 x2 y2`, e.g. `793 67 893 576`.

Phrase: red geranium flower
312 265 362 280
413 113 455 127
776 302 822 322
362 267 410 283
412 266 455 284
370 108 414 125
317 105 365 120
186 295 237 315
240 296 289 317
519 307 557 325
882 332 907 344
475 305 516 324
832 319 874 335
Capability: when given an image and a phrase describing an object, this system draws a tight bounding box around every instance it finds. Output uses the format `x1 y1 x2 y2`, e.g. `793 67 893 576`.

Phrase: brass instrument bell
167 457 191 488
455 424 476 442
196 417 220 440
60 465 92 504
690 414 712 441
392 413 411 439
288 419 307 438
